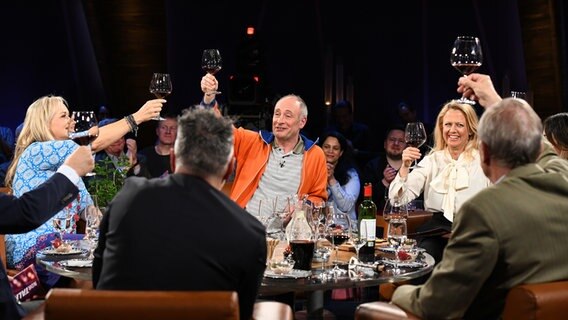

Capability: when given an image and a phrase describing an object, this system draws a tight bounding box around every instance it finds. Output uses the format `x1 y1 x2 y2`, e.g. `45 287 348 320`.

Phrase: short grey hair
278 94 308 118
478 98 542 168
174 107 234 176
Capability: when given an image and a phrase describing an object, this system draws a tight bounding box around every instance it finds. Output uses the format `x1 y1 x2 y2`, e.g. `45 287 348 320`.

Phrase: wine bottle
358 183 377 263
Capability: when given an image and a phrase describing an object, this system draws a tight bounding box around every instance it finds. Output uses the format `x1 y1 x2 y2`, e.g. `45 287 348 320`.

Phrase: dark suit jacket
0 173 78 320
392 144 568 319
93 174 267 320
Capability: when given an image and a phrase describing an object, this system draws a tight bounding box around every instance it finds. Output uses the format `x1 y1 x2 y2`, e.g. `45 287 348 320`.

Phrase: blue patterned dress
5 140 92 287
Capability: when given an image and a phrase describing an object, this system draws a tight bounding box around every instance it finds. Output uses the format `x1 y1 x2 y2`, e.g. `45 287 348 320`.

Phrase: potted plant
87 157 129 210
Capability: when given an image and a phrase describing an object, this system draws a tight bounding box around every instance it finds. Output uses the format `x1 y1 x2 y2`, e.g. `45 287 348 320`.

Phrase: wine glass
84 197 101 259
52 214 72 243
405 122 427 169
325 209 351 277
70 111 99 176
201 49 222 95
149 73 172 120
384 197 408 274
450 36 483 104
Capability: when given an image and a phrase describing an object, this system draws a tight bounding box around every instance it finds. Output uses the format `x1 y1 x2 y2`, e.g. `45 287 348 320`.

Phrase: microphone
279 161 285 168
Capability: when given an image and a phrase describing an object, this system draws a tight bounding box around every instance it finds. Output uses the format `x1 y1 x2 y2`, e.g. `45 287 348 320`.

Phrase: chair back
502 281 568 320
42 289 239 320
356 280 568 320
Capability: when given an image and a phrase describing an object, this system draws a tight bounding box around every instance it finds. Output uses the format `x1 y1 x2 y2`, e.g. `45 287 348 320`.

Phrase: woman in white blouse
389 101 491 264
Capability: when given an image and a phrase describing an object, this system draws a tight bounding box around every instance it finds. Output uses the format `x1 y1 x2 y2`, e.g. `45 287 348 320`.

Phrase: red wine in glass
450 36 483 104
405 122 427 169
201 49 222 95
70 111 99 146
149 73 172 120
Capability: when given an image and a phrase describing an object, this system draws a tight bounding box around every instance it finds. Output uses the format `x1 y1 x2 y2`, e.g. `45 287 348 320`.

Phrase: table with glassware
260 240 434 319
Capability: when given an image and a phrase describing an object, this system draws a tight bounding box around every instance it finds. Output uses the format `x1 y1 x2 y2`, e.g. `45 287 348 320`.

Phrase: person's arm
90 99 165 152
391 200 497 319
328 169 360 213
200 73 218 104
388 155 429 202
0 146 93 234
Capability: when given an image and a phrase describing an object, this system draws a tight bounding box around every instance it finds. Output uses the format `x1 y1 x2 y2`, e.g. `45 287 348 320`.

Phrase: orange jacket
229 127 328 208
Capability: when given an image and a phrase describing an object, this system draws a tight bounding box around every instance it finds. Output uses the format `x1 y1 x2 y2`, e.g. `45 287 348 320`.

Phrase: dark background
1 0 566 152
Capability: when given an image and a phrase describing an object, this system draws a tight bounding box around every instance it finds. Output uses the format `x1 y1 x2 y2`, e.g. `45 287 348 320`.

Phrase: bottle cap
364 183 372 197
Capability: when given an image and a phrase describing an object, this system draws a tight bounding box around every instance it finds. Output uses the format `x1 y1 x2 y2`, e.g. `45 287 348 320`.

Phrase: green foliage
87 157 129 208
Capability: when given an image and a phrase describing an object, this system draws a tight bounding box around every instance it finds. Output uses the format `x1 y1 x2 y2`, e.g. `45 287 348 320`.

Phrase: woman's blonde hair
5 96 69 188
430 101 479 160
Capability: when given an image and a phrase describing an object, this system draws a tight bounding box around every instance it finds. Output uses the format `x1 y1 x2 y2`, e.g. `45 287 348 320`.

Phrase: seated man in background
362 125 407 210
391 74 568 319
138 115 177 178
94 118 139 173
93 108 266 320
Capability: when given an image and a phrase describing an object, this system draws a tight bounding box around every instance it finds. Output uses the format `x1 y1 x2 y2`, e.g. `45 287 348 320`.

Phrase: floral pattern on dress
5 140 92 275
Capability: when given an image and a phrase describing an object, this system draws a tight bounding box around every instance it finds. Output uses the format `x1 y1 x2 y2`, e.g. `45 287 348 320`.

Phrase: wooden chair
355 280 568 320
23 288 295 320
24 289 240 320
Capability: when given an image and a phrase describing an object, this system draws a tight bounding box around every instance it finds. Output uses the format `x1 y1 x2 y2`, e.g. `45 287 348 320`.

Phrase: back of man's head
174 107 234 177
478 98 542 168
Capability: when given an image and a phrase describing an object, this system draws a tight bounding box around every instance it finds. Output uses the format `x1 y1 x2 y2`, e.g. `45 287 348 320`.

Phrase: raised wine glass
405 122 427 169
70 111 99 176
450 36 483 104
149 73 172 120
201 49 222 95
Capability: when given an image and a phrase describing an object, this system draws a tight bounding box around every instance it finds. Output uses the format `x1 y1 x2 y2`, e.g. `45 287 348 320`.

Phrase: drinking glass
384 197 408 273
70 111 98 176
325 210 351 277
405 122 427 169
201 49 222 95
84 196 102 259
52 215 72 242
450 36 483 104
149 73 172 120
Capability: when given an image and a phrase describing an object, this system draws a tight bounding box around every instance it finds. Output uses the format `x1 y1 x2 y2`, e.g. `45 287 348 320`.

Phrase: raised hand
457 73 502 108
64 146 95 177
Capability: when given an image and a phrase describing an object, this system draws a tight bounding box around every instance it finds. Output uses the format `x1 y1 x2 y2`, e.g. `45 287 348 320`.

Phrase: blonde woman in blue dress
4 95 163 288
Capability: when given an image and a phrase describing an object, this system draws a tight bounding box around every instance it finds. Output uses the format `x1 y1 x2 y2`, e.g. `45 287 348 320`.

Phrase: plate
59 259 93 268
39 247 86 256
264 269 311 279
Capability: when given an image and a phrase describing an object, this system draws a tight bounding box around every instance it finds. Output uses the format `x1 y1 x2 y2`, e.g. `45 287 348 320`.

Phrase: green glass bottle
358 183 377 262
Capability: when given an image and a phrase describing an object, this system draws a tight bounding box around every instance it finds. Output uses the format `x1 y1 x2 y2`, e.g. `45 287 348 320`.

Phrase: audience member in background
391 74 568 319
97 105 110 122
363 125 407 210
389 101 491 265
201 74 327 217
319 131 361 224
138 115 177 178
0 146 93 320
93 108 266 320
543 112 568 159
94 118 139 173
4 95 163 289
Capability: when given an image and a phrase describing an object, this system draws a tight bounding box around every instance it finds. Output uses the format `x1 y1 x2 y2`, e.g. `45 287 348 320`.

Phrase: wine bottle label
359 219 376 241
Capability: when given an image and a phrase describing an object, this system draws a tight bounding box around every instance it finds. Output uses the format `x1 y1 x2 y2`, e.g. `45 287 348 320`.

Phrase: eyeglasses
387 137 406 144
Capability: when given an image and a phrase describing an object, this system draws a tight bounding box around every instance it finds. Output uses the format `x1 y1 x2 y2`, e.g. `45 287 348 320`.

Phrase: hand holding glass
201 49 222 95
70 111 98 176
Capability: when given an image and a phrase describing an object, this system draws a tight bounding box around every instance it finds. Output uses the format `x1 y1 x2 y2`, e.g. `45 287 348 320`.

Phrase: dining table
36 239 434 320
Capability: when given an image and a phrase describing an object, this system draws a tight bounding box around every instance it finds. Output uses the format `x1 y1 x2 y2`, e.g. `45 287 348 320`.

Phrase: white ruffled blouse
388 149 491 222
